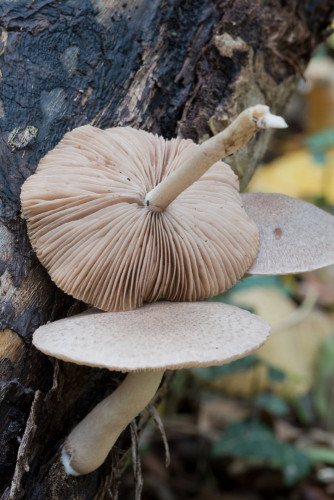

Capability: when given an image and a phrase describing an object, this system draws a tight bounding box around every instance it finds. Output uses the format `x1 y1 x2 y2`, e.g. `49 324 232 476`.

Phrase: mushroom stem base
61 370 164 475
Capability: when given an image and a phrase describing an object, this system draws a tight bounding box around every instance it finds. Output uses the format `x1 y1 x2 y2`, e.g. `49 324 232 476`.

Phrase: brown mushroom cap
21 125 258 312
32 301 270 372
242 193 334 274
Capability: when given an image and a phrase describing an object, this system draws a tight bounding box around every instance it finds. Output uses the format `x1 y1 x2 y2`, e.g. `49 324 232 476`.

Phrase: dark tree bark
0 0 332 498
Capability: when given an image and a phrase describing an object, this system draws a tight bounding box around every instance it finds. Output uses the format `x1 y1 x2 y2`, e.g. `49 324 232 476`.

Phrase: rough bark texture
0 0 333 498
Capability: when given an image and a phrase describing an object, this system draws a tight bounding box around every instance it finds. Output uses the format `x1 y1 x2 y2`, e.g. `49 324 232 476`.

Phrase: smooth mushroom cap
21 125 258 312
32 301 270 371
242 193 334 275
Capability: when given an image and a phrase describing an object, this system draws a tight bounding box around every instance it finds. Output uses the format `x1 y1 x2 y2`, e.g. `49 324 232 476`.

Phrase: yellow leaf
212 287 333 397
248 148 334 204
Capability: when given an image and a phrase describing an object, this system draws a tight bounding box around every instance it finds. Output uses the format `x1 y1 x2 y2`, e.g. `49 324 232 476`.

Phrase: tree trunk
0 0 332 498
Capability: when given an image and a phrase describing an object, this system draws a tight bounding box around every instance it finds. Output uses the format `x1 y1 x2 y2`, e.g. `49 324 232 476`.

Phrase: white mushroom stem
61 370 164 476
145 104 287 212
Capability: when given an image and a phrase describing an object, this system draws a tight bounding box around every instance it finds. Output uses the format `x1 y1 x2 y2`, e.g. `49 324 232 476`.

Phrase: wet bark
0 0 332 498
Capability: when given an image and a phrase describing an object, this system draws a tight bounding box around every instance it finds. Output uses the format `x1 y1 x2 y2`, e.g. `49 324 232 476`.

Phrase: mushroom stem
61 370 164 475
145 105 287 212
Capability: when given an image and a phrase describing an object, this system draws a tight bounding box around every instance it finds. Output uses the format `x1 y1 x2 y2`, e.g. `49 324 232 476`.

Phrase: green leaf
312 336 334 425
210 276 288 303
307 128 334 152
213 420 311 485
289 395 314 425
307 129 334 166
267 365 286 382
253 393 289 417
194 355 260 381
305 446 334 465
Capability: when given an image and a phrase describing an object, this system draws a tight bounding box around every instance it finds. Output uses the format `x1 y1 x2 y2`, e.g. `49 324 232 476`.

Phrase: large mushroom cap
33 301 270 372
21 125 258 312
242 193 334 274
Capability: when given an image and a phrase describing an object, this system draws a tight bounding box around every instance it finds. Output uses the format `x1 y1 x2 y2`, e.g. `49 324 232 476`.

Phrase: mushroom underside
21 125 259 312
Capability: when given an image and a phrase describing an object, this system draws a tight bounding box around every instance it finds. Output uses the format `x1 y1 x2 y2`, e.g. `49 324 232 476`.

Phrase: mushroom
20 105 287 312
32 301 271 475
21 104 334 477
242 192 334 274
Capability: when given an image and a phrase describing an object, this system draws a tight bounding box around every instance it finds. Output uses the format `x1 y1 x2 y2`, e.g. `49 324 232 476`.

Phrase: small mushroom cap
21 125 258 312
32 302 270 372
242 193 334 275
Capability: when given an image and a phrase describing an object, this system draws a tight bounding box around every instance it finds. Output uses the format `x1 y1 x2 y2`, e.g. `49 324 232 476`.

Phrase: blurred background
120 30 334 500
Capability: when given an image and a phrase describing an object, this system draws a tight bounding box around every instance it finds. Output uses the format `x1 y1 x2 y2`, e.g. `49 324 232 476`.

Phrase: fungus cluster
21 104 334 476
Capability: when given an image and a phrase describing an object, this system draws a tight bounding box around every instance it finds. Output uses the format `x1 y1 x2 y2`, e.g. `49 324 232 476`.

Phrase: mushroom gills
20 105 287 312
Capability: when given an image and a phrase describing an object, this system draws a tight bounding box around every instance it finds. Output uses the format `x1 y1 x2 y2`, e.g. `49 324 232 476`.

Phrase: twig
130 420 143 500
147 404 170 468
270 289 318 334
